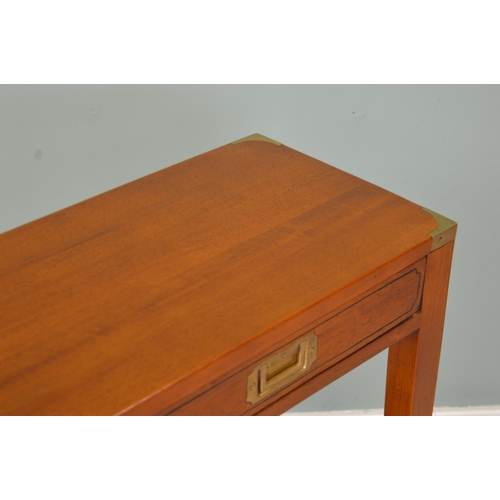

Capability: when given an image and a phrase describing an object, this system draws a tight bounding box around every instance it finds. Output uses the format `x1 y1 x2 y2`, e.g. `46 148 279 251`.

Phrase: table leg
384 241 455 416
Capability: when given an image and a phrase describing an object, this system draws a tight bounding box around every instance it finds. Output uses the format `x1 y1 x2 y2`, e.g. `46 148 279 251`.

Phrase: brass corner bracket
232 133 282 146
422 207 458 252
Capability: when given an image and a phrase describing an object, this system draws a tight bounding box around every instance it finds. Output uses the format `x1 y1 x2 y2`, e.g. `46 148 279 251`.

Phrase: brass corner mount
422 207 457 251
232 133 282 146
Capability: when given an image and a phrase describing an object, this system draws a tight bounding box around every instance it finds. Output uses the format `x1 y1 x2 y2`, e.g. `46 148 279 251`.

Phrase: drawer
168 258 425 415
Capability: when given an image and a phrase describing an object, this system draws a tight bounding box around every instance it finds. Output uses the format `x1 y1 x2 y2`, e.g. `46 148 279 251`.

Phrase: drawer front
168 259 425 415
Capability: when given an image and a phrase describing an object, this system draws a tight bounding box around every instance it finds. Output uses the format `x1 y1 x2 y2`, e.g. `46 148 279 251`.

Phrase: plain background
1 85 498 411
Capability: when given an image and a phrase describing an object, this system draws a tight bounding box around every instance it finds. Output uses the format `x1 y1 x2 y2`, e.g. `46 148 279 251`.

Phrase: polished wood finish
384 241 455 416
257 315 421 416
170 260 424 415
0 137 449 416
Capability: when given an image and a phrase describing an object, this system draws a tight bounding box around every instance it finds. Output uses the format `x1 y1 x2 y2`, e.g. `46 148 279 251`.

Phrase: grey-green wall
1 85 498 411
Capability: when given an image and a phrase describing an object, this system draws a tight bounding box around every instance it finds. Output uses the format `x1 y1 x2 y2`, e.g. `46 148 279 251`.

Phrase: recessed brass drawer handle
246 333 318 404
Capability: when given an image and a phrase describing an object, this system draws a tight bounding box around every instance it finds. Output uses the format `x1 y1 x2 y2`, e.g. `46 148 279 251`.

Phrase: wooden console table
0 134 457 415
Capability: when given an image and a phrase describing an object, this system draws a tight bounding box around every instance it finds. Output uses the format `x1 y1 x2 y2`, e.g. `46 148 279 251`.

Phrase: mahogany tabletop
0 134 440 415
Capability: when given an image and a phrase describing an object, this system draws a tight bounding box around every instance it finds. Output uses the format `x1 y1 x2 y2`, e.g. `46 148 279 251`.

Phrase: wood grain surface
256 314 422 416
384 241 455 415
0 138 437 415
169 260 425 416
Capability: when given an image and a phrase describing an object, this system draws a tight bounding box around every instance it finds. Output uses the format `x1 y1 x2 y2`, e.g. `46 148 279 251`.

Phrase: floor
285 405 500 416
